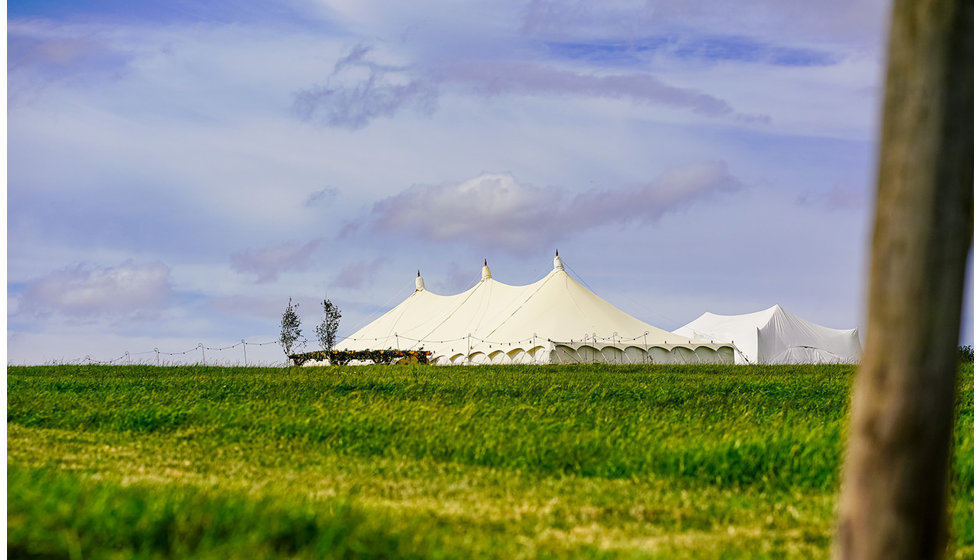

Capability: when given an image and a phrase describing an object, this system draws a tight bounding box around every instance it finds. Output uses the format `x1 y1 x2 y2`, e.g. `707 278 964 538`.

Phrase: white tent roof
338 254 715 364
672 304 862 364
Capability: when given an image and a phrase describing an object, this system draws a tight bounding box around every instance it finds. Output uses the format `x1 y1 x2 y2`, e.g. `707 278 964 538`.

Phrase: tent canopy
673 304 862 364
337 254 733 365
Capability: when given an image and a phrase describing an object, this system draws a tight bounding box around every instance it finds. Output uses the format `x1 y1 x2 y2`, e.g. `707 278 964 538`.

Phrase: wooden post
835 0 972 559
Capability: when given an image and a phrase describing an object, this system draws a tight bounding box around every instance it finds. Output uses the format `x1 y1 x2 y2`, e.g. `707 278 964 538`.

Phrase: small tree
279 298 302 358
315 299 342 351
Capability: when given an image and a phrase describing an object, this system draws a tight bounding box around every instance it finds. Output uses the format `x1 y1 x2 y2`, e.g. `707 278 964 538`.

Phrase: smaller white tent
672 305 862 365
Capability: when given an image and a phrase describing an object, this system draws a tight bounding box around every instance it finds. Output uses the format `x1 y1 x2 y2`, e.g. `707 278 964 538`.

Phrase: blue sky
7 0 973 365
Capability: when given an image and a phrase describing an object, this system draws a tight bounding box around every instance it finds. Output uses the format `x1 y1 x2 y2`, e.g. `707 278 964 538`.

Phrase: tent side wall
425 342 735 366
756 310 863 364
547 342 734 365
673 315 756 364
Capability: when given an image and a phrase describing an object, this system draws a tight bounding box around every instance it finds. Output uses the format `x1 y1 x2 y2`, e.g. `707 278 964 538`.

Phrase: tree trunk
834 0 972 559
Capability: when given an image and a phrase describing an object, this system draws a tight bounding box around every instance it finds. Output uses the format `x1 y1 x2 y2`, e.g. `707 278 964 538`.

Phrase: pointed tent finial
415 270 425 291
417 270 421 277
553 251 565 271
556 249 559 256
481 259 492 280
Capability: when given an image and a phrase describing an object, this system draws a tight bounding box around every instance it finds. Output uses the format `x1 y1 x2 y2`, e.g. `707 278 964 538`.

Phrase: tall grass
9 364 852 487
7 363 974 559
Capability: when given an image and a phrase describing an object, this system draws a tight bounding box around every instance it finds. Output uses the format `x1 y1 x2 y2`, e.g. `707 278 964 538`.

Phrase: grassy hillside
7 364 974 559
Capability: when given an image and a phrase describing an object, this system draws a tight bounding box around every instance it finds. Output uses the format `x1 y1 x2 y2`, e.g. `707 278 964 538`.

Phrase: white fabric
672 305 862 365
337 258 733 365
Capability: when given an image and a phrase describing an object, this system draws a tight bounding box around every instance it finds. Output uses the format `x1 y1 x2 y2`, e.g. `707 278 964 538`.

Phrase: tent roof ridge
483 268 560 339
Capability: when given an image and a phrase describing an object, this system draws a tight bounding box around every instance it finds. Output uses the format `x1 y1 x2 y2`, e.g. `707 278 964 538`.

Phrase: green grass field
7 363 974 559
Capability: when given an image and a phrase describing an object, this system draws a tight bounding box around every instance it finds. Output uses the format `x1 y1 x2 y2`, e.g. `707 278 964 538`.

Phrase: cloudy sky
7 0 973 365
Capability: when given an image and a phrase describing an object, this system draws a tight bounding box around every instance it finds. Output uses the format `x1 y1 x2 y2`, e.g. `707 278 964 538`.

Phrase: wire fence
73 339 282 366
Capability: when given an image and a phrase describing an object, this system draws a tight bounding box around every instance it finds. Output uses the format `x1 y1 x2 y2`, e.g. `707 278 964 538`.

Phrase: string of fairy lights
339 332 731 348
75 340 280 366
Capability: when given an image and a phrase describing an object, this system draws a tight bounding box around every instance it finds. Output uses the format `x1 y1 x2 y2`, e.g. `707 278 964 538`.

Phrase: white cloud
304 187 340 207
7 21 135 104
368 162 740 252
292 44 753 129
519 0 889 49
332 258 385 290
230 240 322 283
293 60 439 129
438 61 737 116
795 184 868 211
18 260 173 318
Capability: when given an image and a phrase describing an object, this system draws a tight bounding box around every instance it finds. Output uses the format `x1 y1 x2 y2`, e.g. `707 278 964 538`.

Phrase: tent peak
481 259 492 280
553 252 565 271
415 271 425 291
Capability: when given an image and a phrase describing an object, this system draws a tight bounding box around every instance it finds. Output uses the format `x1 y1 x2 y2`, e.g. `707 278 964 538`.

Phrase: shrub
957 345 973 362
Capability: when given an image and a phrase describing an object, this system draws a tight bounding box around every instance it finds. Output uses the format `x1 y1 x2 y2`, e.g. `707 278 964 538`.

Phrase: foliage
7 364 974 559
289 348 431 366
958 345 974 362
314 299 342 352
279 298 302 358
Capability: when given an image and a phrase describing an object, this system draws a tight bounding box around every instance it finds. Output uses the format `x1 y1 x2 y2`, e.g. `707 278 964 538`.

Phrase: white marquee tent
335 254 734 365
672 305 862 365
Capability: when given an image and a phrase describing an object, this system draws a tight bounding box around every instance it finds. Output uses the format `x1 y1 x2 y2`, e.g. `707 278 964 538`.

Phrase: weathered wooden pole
835 0 972 559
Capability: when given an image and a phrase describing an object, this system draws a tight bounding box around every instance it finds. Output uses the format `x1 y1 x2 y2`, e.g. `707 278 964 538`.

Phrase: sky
6 0 974 365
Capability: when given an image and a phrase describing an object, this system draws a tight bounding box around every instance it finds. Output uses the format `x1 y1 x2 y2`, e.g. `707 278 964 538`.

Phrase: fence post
834 0 972 558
